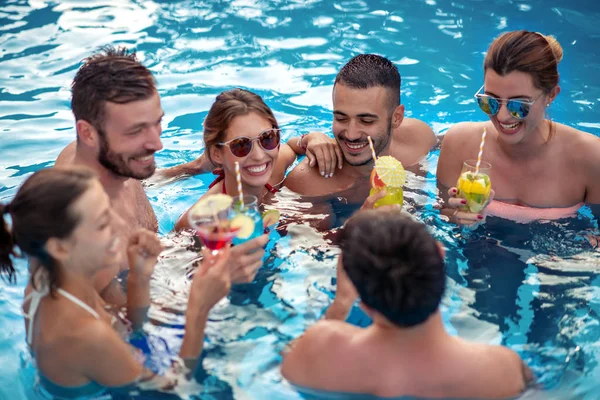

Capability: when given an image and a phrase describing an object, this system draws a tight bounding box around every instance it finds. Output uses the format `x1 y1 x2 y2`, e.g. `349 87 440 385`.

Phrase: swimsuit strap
23 286 49 346
23 287 100 346
265 182 279 194
209 168 279 195
57 288 101 320
208 169 226 193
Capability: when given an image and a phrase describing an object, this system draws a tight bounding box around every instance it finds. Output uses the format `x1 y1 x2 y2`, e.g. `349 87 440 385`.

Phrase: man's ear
391 104 405 129
436 241 446 258
76 120 100 148
359 301 375 319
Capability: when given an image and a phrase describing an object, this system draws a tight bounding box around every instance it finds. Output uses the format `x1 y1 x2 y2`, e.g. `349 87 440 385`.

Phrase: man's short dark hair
334 54 401 111
338 210 445 327
71 45 156 134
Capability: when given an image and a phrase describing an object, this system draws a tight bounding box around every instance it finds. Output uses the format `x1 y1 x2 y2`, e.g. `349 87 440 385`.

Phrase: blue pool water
1 0 600 399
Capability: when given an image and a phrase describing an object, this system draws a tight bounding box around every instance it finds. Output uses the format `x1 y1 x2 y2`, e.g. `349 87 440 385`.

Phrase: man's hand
325 257 359 321
127 229 162 280
304 132 343 178
361 189 402 211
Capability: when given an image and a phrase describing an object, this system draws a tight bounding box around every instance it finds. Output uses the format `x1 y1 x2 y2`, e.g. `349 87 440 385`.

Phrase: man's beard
340 120 392 167
98 132 155 180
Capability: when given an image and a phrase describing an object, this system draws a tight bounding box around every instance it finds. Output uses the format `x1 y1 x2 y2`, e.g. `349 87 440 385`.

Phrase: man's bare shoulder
55 141 77 166
396 118 436 144
391 118 437 166
483 345 529 394
283 158 334 196
398 117 434 136
457 341 528 397
281 320 358 387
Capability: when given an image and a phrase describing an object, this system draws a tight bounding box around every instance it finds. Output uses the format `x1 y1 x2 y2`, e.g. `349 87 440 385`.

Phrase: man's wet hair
334 54 401 112
71 45 156 135
338 210 445 327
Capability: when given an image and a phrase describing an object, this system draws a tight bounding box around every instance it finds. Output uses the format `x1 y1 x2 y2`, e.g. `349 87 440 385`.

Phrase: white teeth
347 142 368 150
246 163 268 173
135 155 153 162
500 122 520 130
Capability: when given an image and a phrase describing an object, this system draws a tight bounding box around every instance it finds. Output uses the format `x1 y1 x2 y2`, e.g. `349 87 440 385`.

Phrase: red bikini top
208 168 279 195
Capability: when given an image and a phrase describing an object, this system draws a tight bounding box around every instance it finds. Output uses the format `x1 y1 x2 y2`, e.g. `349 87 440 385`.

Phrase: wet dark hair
334 54 401 112
0 167 95 295
203 88 279 166
71 45 156 135
338 210 445 327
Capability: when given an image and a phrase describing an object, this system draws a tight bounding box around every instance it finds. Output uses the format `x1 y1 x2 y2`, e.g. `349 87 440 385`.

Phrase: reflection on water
2 0 600 399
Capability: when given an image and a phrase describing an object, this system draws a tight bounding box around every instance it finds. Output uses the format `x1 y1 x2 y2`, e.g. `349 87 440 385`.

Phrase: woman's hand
127 229 163 280
443 187 495 226
304 132 343 179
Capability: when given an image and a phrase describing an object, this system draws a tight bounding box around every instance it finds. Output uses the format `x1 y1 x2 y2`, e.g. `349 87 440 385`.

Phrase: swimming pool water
2 0 600 399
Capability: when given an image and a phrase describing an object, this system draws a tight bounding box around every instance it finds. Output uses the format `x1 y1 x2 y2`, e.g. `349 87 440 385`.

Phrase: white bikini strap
57 289 101 320
23 287 48 346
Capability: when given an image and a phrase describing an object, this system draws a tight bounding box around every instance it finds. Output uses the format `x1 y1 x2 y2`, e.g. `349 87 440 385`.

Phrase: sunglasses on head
474 85 544 120
218 128 281 158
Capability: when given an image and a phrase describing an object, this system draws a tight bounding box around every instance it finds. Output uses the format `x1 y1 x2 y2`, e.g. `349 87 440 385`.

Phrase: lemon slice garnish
190 194 233 217
231 214 255 239
374 156 406 188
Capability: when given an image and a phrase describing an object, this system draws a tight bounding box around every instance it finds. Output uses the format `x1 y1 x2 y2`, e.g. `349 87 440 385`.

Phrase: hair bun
543 34 564 64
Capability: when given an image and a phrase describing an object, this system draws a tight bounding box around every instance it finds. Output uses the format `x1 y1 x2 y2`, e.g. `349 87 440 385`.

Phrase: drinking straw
367 136 377 161
475 127 487 174
235 161 244 208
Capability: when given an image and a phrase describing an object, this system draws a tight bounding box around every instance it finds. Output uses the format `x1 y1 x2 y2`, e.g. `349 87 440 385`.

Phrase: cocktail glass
230 195 263 246
369 155 405 209
188 194 238 256
456 160 492 213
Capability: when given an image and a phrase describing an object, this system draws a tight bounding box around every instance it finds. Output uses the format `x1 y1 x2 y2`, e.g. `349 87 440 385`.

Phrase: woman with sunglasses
175 88 340 230
1 167 232 398
437 30 600 225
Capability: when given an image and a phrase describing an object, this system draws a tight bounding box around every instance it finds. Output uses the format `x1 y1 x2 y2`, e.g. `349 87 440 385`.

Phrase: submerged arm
149 153 215 184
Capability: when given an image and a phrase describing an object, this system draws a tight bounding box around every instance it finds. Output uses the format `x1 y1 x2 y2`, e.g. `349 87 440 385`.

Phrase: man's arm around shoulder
153 153 215 182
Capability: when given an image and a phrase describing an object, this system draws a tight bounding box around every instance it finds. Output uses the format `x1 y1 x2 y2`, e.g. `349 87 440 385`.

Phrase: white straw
475 128 487 174
367 136 377 162
235 161 244 208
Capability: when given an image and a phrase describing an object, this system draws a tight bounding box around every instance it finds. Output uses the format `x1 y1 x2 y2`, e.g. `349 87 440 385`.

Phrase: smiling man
284 54 437 201
54 46 164 296
56 46 163 233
